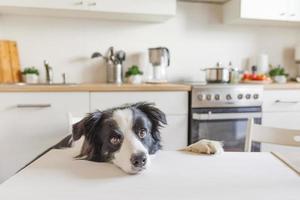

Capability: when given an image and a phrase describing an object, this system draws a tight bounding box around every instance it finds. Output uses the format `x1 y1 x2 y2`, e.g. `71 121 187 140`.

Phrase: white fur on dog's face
111 109 150 174
73 102 167 174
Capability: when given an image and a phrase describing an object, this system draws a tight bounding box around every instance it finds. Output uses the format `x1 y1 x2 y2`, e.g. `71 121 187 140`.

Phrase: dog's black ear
134 102 167 141
72 111 102 141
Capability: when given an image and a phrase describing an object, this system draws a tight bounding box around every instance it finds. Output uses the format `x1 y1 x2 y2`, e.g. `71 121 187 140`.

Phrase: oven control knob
237 94 243 100
206 94 212 101
246 94 251 99
226 94 232 100
253 94 259 99
214 94 220 101
197 94 204 101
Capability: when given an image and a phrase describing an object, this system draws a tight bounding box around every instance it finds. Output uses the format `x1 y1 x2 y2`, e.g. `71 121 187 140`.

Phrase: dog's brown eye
110 136 121 145
138 129 147 139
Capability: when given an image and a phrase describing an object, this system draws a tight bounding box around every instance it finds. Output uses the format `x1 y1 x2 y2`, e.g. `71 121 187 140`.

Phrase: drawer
0 92 89 182
262 112 300 130
263 90 300 112
160 115 188 150
90 92 188 115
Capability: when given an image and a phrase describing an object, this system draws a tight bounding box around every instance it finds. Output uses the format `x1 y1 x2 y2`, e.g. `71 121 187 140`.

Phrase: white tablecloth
0 144 299 200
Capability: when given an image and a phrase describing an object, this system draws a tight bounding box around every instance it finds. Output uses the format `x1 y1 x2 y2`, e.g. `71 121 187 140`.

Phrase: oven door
190 107 262 152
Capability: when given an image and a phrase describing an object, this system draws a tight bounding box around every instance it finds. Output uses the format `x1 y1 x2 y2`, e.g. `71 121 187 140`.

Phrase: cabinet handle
290 13 296 17
280 13 286 16
274 100 299 104
88 2 97 6
75 1 84 5
16 104 52 108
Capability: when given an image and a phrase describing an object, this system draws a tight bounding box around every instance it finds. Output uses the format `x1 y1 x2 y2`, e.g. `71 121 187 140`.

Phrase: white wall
0 2 300 83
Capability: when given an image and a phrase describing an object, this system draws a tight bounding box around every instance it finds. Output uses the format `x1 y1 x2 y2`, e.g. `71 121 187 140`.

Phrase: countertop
1 82 300 92
0 83 191 92
263 82 300 90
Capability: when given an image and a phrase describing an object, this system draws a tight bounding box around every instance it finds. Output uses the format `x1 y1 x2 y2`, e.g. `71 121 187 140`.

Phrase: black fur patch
72 102 167 162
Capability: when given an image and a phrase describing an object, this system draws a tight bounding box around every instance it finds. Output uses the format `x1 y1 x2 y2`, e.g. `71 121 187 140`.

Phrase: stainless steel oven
189 84 264 152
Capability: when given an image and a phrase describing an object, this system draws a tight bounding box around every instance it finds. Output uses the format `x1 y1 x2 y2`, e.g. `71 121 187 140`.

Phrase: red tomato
250 74 258 80
243 73 251 80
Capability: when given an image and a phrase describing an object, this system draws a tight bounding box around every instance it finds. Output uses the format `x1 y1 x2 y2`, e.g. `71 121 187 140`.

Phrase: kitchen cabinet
0 89 189 183
0 92 89 183
90 92 189 150
262 90 300 153
288 0 300 22
223 0 300 25
0 0 176 22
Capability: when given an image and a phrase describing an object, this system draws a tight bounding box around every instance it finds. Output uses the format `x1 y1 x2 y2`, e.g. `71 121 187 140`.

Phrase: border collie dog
72 102 167 174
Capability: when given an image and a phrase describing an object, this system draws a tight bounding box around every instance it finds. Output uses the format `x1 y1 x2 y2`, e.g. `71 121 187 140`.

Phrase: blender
148 47 170 83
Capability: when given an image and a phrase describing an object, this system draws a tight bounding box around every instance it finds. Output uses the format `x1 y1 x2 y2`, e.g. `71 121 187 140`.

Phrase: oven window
191 118 261 152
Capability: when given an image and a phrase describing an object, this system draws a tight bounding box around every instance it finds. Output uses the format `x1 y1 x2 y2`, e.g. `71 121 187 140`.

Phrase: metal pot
203 67 231 83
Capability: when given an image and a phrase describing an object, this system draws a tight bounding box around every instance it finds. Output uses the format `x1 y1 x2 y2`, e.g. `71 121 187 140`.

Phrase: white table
0 145 299 200
272 152 300 175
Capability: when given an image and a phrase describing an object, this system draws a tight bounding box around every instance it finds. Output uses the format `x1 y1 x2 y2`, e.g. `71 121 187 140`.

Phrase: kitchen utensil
91 47 125 84
0 40 21 83
116 50 126 64
44 60 53 84
202 63 230 83
108 47 115 62
114 63 123 84
91 52 103 59
148 47 170 83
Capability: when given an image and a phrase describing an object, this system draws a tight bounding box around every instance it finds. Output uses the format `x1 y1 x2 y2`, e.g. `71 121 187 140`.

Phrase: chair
245 118 300 152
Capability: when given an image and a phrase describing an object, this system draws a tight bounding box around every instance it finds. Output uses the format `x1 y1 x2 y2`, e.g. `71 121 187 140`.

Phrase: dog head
72 102 167 174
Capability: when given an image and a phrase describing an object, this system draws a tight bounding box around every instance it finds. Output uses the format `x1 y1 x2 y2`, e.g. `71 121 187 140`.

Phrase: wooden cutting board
0 40 21 83
242 79 273 84
8 41 21 82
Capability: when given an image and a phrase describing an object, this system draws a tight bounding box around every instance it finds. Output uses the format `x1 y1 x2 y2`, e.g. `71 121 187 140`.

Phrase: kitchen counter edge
0 83 192 92
263 82 300 90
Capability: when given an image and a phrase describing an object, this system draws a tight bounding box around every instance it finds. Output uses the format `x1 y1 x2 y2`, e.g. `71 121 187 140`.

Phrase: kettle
148 47 170 83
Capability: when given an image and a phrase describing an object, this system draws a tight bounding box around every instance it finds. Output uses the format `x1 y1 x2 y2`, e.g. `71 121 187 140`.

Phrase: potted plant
125 65 143 84
269 65 288 84
22 67 39 84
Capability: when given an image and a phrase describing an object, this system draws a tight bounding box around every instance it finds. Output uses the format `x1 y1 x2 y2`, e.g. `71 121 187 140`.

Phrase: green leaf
22 67 39 75
125 65 143 78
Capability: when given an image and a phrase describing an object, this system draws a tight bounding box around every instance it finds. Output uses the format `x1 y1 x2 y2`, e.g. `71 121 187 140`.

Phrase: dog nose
130 152 147 168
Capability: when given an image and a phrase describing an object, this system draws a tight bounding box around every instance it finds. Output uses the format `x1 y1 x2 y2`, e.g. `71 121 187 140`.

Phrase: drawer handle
275 100 300 104
16 104 52 108
88 2 97 6
75 1 84 5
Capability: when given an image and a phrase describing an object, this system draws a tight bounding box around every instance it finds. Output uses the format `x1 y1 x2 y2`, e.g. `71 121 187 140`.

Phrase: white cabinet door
90 92 188 150
241 0 288 21
263 90 300 112
87 0 176 16
0 0 176 22
262 112 300 153
262 90 300 153
0 92 89 183
263 112 300 129
223 0 300 24
288 0 300 21
161 115 188 150
0 0 82 10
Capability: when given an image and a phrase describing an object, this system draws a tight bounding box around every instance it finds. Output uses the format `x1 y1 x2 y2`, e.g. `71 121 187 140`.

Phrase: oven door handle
192 112 262 121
